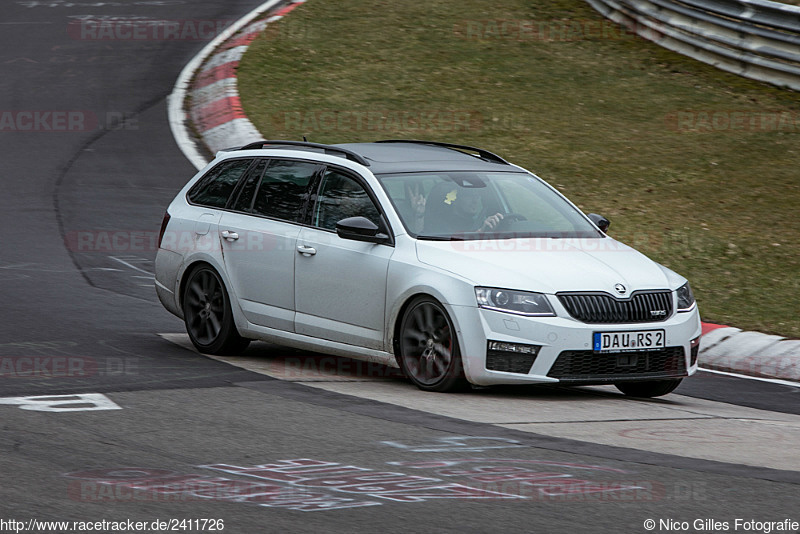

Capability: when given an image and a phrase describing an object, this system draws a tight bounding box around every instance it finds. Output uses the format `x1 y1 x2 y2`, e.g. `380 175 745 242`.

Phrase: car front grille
557 291 673 323
547 347 686 383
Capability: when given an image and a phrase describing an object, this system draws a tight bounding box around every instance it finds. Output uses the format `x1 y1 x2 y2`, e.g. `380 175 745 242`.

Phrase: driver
448 187 504 233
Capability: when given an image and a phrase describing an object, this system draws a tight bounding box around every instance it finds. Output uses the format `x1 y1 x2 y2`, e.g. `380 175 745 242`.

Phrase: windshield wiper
415 233 514 241
415 235 465 241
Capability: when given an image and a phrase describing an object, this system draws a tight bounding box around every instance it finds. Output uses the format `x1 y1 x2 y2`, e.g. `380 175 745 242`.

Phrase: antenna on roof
303 136 308 142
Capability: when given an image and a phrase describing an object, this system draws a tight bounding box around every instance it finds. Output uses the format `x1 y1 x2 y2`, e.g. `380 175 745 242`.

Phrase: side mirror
588 213 610 233
335 216 391 244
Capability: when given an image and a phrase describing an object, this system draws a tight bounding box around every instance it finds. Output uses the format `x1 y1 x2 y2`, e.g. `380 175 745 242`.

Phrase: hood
416 237 681 294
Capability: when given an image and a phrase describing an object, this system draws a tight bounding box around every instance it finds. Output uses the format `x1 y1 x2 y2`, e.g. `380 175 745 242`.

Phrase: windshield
377 171 603 240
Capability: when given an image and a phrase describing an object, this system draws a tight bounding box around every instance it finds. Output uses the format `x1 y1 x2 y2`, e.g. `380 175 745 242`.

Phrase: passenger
404 181 427 233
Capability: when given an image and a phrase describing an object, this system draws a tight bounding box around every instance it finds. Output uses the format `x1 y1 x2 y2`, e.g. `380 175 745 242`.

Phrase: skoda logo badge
614 283 626 295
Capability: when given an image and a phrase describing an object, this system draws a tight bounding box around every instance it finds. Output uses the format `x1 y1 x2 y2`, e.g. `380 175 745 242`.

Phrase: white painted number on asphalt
0 393 121 412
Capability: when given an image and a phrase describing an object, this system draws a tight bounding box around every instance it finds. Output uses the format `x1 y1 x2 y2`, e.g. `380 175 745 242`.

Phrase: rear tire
397 296 469 392
615 379 682 398
182 265 250 355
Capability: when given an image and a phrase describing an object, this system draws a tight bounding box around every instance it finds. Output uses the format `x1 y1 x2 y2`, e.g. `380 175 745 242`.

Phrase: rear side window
230 158 268 213
187 158 253 208
251 160 320 222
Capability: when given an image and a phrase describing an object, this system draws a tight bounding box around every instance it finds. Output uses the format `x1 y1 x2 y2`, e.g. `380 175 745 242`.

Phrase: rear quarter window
187 158 253 208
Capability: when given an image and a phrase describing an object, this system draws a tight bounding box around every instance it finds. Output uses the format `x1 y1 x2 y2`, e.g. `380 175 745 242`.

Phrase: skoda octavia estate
155 140 701 396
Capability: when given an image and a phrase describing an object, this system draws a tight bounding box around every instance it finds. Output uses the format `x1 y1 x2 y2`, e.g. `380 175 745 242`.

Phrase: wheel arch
391 292 439 367
391 292 470 392
177 260 215 315
179 259 251 355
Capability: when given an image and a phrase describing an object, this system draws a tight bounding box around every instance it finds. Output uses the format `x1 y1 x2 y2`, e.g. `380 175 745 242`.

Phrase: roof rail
375 139 510 165
238 140 370 167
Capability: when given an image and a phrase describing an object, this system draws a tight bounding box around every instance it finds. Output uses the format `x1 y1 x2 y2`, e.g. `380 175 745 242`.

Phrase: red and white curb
168 0 304 171
167 2 798 386
700 323 799 384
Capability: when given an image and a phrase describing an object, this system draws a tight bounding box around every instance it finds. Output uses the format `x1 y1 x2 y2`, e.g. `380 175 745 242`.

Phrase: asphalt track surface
0 2 798 533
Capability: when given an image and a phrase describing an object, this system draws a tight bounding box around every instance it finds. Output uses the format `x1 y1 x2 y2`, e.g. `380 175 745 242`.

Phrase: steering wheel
497 212 527 229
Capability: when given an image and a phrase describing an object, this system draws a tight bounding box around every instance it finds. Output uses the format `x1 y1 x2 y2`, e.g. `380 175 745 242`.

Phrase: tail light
158 211 171 248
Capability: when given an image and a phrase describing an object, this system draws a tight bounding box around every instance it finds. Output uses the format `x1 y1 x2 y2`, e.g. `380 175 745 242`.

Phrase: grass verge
238 0 800 337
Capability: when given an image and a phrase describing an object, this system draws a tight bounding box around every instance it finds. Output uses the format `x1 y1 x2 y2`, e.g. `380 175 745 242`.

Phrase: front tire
615 379 682 398
397 296 468 392
182 265 250 355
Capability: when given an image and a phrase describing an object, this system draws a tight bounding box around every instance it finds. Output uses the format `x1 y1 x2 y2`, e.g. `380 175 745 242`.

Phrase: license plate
593 330 665 353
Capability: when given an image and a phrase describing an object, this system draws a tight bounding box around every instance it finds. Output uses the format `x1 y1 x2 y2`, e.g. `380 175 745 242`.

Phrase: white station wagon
155 140 700 396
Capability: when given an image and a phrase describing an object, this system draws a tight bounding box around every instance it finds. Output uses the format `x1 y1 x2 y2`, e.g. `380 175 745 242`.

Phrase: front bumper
450 304 701 387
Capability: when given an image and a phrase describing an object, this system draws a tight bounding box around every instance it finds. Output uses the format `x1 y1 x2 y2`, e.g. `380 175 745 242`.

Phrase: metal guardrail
585 0 800 91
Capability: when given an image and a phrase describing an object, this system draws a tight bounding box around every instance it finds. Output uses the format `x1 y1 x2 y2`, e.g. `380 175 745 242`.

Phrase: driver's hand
479 213 504 232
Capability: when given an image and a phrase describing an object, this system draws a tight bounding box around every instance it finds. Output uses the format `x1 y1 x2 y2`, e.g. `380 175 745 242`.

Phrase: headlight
676 282 696 312
475 287 555 316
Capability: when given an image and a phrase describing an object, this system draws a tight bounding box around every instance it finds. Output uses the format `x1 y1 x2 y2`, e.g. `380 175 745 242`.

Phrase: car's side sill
239 322 399 369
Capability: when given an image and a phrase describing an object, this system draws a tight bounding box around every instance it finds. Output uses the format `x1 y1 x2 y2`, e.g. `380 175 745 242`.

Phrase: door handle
297 245 317 256
221 230 239 241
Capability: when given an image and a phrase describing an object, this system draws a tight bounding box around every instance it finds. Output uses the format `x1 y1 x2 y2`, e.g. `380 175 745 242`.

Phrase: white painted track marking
167 0 283 171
